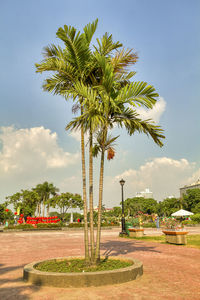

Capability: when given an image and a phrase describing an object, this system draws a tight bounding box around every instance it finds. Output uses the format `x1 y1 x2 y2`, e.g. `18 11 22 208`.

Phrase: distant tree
0 203 11 222
157 197 181 217
50 192 83 219
6 190 40 216
183 189 200 213
124 197 158 216
34 182 59 217
104 206 121 218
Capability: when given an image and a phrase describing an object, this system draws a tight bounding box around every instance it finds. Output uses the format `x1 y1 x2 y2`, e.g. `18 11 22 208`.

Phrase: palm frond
83 19 98 44
116 81 159 108
94 32 122 56
111 48 138 74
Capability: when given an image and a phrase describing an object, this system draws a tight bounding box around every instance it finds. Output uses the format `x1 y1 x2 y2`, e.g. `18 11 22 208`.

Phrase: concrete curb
23 256 143 287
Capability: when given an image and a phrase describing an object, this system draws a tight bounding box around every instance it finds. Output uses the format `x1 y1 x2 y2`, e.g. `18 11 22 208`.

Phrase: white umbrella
171 209 194 217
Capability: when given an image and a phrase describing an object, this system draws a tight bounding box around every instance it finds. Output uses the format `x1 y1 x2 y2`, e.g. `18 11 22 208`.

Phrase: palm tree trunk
38 203 41 216
89 128 95 262
37 204 39 216
95 149 105 262
42 197 45 217
47 204 50 217
81 107 90 263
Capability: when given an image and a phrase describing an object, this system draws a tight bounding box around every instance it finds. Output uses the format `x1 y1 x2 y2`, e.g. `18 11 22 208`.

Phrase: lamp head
119 179 125 186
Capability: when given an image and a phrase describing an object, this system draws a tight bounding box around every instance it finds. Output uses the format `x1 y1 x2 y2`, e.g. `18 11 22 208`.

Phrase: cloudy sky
0 0 199 206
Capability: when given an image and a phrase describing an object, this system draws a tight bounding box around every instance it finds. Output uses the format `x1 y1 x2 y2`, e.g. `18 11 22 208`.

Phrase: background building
135 188 153 199
180 179 200 198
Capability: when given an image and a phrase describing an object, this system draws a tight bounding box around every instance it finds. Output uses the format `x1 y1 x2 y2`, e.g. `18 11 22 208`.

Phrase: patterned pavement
0 227 200 300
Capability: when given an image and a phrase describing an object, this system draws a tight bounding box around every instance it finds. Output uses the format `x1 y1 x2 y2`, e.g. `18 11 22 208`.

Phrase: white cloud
136 97 166 123
186 168 200 185
110 157 196 202
0 126 79 175
69 130 81 142
69 130 89 144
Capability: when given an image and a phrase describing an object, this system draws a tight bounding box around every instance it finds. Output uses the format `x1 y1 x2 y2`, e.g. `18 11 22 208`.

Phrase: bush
128 218 140 227
36 222 63 229
142 222 156 228
101 222 120 227
191 214 200 223
182 220 198 226
68 223 84 228
4 224 33 230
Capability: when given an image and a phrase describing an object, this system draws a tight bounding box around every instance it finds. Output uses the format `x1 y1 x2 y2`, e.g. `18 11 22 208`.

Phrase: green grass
35 258 133 273
186 235 200 249
122 234 200 249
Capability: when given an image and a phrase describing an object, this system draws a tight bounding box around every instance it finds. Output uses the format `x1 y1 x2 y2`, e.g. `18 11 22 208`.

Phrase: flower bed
18 215 60 227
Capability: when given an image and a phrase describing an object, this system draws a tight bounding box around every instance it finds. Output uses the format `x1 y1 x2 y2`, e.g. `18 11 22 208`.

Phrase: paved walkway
0 228 200 299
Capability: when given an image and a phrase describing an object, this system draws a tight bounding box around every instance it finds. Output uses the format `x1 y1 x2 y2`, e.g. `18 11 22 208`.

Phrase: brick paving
0 228 200 300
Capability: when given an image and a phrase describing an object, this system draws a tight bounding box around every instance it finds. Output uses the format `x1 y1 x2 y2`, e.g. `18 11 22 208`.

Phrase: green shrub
142 222 156 228
182 220 198 225
4 224 34 230
101 222 120 227
128 218 140 227
191 214 200 223
68 223 84 228
36 222 62 229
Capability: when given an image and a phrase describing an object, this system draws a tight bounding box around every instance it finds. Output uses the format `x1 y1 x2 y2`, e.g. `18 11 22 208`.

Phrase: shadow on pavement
0 264 25 276
101 239 160 257
0 263 41 299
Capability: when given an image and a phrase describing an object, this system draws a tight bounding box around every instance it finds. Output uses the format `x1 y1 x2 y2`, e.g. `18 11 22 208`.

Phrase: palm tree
66 54 165 263
35 21 125 263
35 20 100 263
34 182 59 217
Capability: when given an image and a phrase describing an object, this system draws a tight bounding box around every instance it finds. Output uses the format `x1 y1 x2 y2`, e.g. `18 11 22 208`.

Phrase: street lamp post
119 179 127 236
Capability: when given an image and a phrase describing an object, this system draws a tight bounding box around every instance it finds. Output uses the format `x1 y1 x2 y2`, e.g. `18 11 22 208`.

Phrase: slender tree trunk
89 128 95 262
38 203 41 216
81 107 90 263
95 149 105 262
37 204 39 217
42 197 45 217
47 204 50 217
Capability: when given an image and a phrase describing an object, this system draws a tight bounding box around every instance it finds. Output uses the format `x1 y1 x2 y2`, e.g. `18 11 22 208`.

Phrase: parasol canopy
171 209 194 217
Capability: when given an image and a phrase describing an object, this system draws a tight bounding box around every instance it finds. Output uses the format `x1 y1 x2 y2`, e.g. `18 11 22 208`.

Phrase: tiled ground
0 228 200 300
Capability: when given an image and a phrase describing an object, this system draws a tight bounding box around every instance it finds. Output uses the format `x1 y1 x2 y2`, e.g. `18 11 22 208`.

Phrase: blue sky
0 0 199 206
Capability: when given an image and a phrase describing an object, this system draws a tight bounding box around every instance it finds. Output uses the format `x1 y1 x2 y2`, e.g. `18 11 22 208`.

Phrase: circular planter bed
23 256 143 287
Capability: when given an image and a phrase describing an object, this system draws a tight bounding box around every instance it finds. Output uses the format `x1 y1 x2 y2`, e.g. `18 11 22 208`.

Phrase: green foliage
50 193 83 218
124 197 158 216
100 221 120 227
0 204 14 222
182 220 198 226
36 222 63 229
142 222 156 228
6 189 40 216
157 198 181 217
68 223 84 228
4 224 33 230
128 217 140 227
190 214 200 223
35 258 133 273
183 189 200 213
0 204 5 222
103 207 121 218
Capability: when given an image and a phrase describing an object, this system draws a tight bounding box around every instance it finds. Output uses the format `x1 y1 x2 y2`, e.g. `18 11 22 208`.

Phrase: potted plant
128 214 144 237
161 217 188 245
